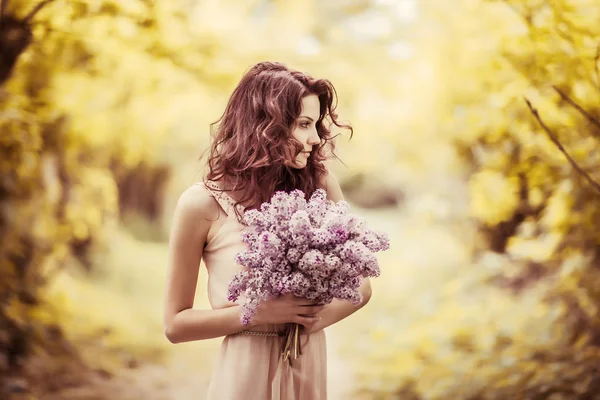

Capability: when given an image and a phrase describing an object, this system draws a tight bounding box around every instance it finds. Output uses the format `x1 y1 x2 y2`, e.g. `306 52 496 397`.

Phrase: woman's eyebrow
299 116 314 121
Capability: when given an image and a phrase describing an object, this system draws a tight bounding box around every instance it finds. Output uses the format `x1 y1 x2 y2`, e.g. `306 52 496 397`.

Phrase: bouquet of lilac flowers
227 188 389 362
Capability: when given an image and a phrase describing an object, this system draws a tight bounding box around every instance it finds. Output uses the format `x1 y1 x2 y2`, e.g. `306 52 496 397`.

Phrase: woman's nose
308 129 320 145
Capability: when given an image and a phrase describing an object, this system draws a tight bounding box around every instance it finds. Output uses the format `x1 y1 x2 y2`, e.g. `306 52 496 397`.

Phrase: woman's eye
301 122 310 128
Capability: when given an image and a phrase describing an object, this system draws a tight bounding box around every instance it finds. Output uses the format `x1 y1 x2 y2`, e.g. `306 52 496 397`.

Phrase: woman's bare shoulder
319 166 344 202
174 182 219 221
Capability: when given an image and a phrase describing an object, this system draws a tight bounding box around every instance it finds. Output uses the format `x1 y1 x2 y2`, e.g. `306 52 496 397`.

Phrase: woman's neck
216 177 254 207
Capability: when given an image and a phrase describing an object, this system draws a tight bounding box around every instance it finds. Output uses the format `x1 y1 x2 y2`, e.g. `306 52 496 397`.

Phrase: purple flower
334 286 362 305
359 230 390 252
258 231 283 256
244 209 268 230
324 254 342 270
298 249 325 272
235 251 262 268
227 271 248 302
290 210 312 243
337 241 371 264
309 228 329 248
227 188 390 325
268 271 289 294
284 271 312 297
362 257 381 278
340 262 363 279
322 216 352 245
286 247 303 264
348 276 363 289
241 230 259 247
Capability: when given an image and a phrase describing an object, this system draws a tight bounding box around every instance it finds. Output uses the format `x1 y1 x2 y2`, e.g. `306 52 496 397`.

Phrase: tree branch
595 42 600 92
24 0 55 23
0 0 8 27
524 97 600 194
552 85 600 137
503 1 533 28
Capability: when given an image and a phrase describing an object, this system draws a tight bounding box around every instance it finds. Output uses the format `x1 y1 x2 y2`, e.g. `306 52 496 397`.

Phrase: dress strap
203 180 243 218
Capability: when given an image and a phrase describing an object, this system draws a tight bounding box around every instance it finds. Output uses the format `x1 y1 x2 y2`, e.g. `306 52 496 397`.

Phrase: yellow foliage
506 233 562 263
3 0 600 397
347 0 600 398
469 170 520 225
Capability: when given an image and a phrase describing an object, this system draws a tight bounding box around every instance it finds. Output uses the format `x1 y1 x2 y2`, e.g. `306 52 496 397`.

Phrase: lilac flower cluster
227 189 390 326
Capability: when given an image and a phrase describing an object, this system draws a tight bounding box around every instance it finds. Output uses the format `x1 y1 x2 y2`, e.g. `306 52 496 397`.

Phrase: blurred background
2 0 600 398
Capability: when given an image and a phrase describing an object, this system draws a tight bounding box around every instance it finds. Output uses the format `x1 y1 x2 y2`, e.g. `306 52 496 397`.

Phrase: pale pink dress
202 181 327 400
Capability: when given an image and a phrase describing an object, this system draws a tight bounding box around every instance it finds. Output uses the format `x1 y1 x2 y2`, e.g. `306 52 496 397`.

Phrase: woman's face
290 94 321 169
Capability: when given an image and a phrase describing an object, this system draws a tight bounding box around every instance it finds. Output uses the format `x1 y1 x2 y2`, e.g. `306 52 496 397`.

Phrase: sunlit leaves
347 0 600 398
469 170 520 225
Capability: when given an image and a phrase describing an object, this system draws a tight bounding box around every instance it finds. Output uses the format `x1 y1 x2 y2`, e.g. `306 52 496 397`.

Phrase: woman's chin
292 161 308 169
285 158 308 169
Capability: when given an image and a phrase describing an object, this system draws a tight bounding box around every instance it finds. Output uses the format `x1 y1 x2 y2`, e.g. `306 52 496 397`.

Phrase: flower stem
281 323 302 366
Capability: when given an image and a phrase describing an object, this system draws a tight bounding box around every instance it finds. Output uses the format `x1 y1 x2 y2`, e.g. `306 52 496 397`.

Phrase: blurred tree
0 0 214 394
352 0 600 398
0 1 54 83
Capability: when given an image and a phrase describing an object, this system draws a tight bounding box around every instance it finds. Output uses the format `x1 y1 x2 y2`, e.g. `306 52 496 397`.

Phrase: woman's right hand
250 293 324 329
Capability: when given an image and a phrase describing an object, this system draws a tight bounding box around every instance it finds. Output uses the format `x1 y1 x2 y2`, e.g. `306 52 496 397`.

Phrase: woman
163 61 372 400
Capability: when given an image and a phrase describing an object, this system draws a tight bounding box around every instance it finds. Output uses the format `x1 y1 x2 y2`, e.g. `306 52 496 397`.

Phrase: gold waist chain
234 324 302 366
236 330 285 337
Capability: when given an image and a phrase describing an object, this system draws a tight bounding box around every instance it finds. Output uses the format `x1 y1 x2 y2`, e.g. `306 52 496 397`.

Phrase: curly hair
203 61 352 219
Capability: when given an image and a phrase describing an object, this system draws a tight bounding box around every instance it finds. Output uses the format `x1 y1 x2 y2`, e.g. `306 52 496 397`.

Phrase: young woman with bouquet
163 61 387 400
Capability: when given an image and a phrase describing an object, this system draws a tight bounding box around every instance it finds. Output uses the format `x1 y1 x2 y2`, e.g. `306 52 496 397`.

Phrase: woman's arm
163 185 324 342
163 185 250 343
308 281 372 333
307 168 373 332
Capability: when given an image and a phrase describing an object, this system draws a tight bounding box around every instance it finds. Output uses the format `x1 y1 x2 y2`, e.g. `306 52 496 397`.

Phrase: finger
296 299 321 307
298 305 324 315
299 313 316 318
294 315 321 327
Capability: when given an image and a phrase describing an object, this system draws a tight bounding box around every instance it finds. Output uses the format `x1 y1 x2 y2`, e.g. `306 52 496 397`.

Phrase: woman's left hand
298 304 328 334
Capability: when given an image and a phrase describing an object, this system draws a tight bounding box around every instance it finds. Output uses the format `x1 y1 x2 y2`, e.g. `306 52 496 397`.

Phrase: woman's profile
163 61 372 400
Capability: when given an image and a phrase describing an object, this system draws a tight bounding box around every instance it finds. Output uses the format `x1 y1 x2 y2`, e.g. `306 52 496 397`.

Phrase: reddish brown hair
203 61 352 219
